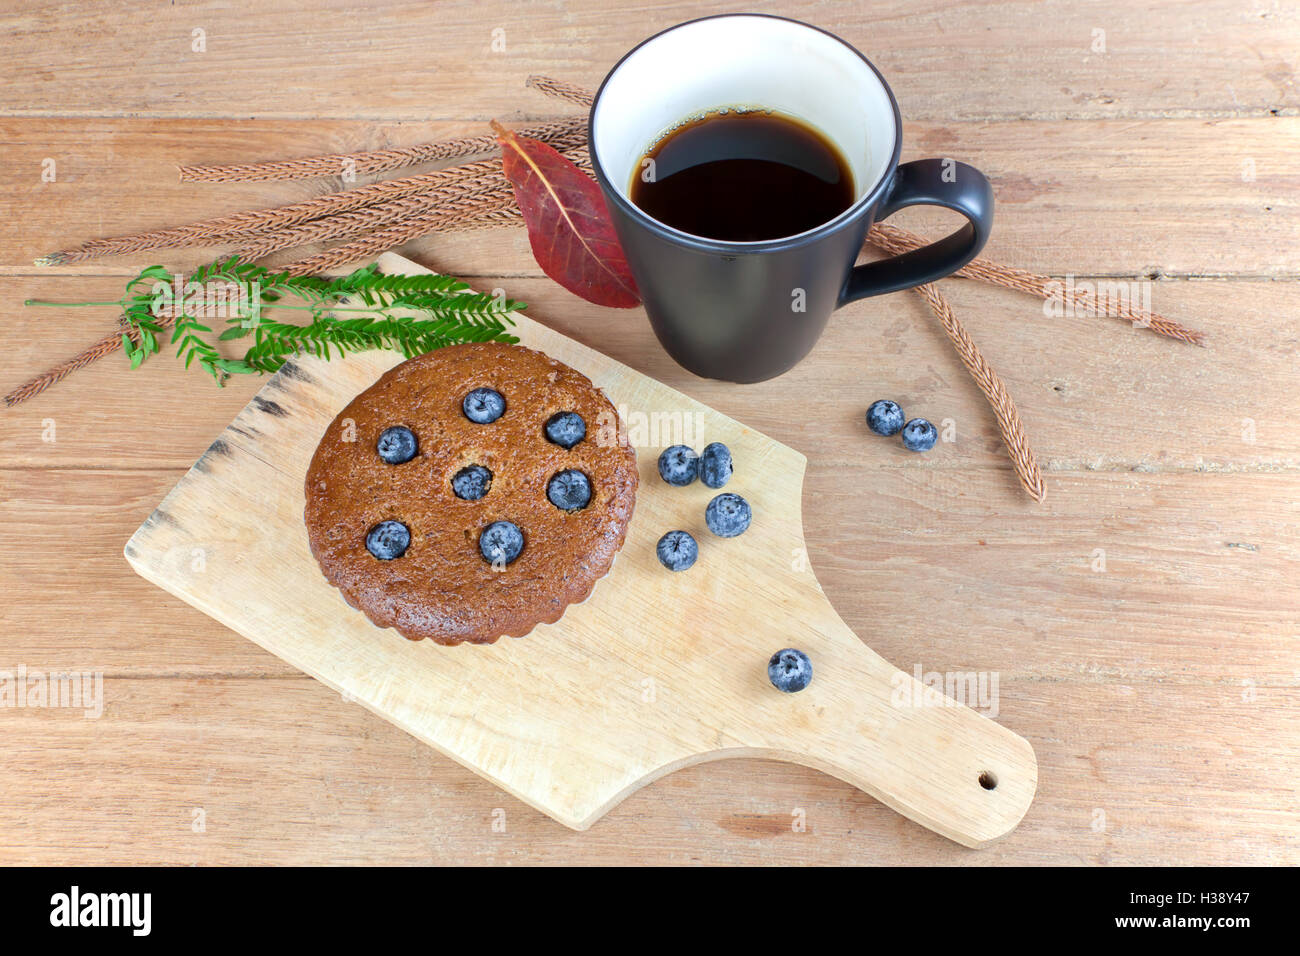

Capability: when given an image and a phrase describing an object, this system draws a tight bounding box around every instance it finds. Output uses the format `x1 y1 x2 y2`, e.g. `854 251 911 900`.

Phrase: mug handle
838 159 994 305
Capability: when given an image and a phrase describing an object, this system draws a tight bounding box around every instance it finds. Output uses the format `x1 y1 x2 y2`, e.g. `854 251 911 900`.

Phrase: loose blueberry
866 400 905 437
479 520 524 565
768 648 813 693
705 492 752 538
656 530 698 572
452 465 492 501
463 387 506 424
658 445 699 486
544 411 586 449
699 441 733 488
376 425 417 464
366 520 410 561
547 469 592 511
901 418 938 452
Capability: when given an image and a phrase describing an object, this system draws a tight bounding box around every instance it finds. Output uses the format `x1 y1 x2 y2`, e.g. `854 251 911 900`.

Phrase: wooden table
0 0 1295 865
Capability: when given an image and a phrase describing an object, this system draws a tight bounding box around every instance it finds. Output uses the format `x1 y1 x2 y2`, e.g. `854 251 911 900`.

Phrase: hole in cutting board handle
978 770 998 791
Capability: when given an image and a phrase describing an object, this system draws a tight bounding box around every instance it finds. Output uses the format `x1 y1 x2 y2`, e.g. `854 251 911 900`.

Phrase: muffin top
304 342 638 645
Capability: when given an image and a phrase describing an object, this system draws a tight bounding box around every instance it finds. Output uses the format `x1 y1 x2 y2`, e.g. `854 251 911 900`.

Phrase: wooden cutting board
124 252 1036 847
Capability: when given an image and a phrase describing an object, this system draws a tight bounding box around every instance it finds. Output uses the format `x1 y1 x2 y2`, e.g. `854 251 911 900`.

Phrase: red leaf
491 120 641 309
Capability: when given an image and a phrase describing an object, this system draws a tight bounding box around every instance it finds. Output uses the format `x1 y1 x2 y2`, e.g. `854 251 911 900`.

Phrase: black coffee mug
589 14 994 383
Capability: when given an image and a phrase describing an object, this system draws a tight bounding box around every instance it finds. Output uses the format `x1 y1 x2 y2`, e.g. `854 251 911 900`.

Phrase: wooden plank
0 676 1292 864
4 275 1296 470
0 1 1293 121
3 466 1296 682
3 116 1297 278
804 471 1300 686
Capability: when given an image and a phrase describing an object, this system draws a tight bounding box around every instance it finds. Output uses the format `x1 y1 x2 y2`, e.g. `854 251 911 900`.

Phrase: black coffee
629 109 854 242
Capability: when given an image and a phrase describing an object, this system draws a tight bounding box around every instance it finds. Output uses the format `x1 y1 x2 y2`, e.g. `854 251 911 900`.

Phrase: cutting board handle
735 605 1036 848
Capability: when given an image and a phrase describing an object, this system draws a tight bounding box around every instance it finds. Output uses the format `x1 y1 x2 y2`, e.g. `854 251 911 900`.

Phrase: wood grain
0 1 1293 120
1 0 1297 865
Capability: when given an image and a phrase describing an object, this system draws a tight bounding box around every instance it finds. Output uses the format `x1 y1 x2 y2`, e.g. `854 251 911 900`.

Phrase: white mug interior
591 15 899 241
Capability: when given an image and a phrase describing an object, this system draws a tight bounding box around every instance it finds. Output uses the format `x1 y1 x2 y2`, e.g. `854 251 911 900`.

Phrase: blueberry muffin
304 342 638 645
